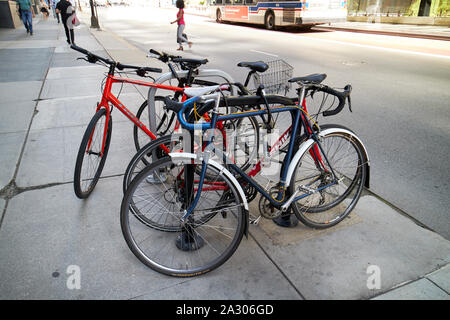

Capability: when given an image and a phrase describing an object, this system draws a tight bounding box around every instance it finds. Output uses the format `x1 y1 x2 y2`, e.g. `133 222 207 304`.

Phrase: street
95 6 450 240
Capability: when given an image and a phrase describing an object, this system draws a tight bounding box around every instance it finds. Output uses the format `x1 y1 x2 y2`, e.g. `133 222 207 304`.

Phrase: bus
210 0 348 30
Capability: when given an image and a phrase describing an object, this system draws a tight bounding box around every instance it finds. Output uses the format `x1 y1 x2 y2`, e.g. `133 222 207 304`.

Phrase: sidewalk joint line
248 231 306 300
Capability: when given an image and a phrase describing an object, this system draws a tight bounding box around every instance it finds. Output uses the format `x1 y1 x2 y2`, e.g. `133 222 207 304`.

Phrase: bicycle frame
92 65 184 156
174 90 337 220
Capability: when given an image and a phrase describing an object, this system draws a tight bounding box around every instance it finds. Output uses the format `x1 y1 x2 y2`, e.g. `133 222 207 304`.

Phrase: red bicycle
71 45 183 198
71 45 261 199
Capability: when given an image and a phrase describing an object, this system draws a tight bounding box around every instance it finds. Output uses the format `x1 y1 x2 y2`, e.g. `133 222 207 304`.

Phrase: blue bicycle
120 75 370 277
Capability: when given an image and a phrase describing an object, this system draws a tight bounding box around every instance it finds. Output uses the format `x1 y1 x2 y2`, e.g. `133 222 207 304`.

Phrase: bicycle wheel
122 135 175 194
221 113 259 172
289 129 367 228
133 96 177 152
121 156 245 277
74 108 112 199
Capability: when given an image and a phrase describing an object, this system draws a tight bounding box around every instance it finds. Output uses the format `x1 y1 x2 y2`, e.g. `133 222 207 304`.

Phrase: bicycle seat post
243 70 256 88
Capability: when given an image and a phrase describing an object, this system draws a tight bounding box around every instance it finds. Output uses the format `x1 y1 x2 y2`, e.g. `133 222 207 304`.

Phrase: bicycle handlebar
71 44 114 65
71 44 162 73
148 48 181 63
116 63 162 73
318 84 352 117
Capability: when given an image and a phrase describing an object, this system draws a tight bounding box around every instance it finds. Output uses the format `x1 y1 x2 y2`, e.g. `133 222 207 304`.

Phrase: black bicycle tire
289 128 367 228
120 156 246 277
74 108 112 199
133 96 171 153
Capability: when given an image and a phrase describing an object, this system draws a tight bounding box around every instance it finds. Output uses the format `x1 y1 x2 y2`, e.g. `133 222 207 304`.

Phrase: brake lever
77 57 89 62
344 84 352 112
136 68 146 77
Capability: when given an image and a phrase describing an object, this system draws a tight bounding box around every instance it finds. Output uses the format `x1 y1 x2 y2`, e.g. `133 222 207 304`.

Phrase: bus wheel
216 9 222 23
265 11 275 30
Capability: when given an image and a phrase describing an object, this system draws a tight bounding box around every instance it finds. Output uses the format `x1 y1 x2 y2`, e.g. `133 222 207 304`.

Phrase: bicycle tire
74 108 112 199
289 127 367 228
121 156 246 277
123 135 174 194
133 96 175 153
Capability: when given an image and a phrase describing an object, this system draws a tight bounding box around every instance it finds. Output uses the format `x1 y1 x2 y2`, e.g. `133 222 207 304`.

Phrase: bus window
224 0 231 4
245 0 255 4
234 0 244 4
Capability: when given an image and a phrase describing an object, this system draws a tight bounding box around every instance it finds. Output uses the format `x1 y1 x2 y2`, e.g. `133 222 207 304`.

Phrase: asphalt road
94 6 450 240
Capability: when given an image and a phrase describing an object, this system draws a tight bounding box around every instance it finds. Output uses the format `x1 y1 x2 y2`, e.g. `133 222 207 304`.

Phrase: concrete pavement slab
426 264 450 294
40 76 139 100
0 48 53 82
0 100 35 134
249 195 450 300
15 119 141 187
31 93 146 130
50 50 110 68
0 39 60 49
0 132 27 190
0 176 300 300
54 35 103 53
46 65 107 80
0 81 42 103
372 278 449 300
14 125 82 187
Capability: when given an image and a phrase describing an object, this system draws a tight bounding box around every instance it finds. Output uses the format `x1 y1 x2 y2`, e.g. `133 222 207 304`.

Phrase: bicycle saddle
237 61 269 73
289 73 327 85
172 57 208 68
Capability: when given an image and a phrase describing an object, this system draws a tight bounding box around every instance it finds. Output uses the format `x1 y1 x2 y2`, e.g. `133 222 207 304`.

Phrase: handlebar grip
142 66 162 73
322 85 352 117
149 49 161 56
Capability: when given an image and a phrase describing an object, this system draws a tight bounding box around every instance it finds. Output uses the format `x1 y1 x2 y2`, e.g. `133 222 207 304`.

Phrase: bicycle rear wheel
133 96 176 152
74 108 112 199
121 156 246 277
289 129 367 228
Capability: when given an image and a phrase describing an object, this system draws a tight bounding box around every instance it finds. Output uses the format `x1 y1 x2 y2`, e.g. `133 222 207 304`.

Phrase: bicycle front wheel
74 108 112 199
121 156 246 277
289 129 367 228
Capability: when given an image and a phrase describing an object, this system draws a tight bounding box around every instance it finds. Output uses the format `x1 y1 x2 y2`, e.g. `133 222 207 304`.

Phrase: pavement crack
0 180 68 200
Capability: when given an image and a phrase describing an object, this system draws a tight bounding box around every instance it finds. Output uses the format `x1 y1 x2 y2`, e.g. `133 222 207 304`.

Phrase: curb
314 25 450 41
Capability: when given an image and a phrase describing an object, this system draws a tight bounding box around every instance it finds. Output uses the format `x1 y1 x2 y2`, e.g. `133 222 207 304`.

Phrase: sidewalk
0 16 449 300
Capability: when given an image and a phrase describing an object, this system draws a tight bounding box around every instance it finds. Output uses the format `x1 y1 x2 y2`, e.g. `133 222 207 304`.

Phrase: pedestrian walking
39 0 50 20
56 0 75 44
16 0 35 35
170 0 192 51
50 0 61 23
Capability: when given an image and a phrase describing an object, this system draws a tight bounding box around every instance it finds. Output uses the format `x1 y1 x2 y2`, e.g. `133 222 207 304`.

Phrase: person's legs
176 24 191 50
69 28 75 44
63 21 71 44
21 10 29 32
25 10 33 34
176 24 184 48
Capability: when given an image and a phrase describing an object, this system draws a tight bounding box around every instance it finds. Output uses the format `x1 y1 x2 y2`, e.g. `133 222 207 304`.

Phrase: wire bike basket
252 59 293 95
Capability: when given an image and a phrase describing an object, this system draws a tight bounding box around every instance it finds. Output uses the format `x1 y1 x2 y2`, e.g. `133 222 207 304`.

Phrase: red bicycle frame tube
91 74 184 155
